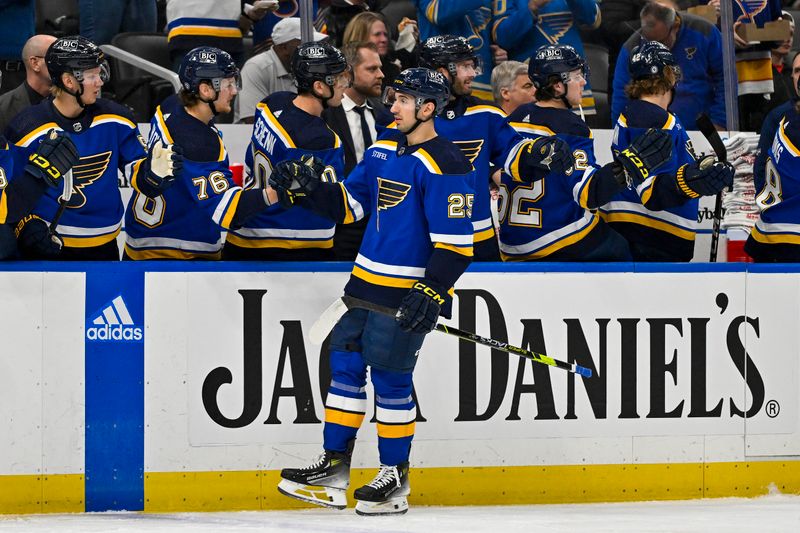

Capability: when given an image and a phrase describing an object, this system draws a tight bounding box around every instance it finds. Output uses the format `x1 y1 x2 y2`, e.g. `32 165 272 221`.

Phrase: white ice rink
1 496 799 533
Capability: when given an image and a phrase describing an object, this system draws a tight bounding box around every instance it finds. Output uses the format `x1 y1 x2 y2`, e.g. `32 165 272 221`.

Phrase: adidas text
86 324 143 342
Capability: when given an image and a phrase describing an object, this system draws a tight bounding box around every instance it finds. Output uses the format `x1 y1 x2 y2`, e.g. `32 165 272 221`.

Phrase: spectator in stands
0 0 35 96
342 11 415 87
315 0 371 47
492 1 601 116
491 59 535 115
414 1 497 101
754 51 800 192
598 0 648 102
235 17 327 124
322 41 393 260
252 0 319 54
0 34 56 132
78 0 157 45
165 0 276 71
611 1 726 130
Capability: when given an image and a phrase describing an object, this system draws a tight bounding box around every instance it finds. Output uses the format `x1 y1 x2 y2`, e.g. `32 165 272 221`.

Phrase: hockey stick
695 113 728 262
309 295 593 378
48 169 73 237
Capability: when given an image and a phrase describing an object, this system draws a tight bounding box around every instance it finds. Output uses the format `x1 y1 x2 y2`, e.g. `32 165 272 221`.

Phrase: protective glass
332 68 352 89
455 57 483 76
76 61 111 84
218 76 241 91
381 86 417 108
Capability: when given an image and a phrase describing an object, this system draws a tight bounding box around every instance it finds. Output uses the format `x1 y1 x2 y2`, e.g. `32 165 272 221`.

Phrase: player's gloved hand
396 279 447 334
614 128 672 187
269 157 321 208
675 155 734 198
518 136 574 180
25 129 79 187
143 140 183 194
14 214 63 259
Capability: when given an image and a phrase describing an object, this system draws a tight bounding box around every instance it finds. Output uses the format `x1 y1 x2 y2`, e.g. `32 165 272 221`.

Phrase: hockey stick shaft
695 113 728 263
48 169 73 235
340 295 593 378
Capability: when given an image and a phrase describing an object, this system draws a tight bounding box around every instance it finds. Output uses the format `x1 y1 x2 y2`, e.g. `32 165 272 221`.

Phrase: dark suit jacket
322 96 393 174
322 96 393 261
0 82 34 134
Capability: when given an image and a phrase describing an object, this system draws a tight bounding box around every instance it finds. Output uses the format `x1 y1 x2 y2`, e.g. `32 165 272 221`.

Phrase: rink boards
1 262 800 514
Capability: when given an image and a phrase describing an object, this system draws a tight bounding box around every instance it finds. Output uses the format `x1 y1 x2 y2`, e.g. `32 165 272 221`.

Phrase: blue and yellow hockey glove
269 157 321 209
396 280 448 334
675 156 734 198
26 129 78 188
614 128 672 187
517 136 575 181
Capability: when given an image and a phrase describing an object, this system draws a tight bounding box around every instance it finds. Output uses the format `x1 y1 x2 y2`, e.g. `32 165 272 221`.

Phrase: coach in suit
323 41 393 261
0 35 56 132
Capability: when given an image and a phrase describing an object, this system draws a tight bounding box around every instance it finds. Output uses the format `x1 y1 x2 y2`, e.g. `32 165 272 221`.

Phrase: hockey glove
396 280 448 334
14 214 63 259
675 156 734 198
25 129 79 188
142 140 183 194
269 157 321 209
517 136 575 180
614 128 672 187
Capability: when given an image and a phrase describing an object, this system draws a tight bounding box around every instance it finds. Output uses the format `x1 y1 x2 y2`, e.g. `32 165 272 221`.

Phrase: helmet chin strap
200 93 220 115
312 82 336 109
558 81 573 110
62 78 88 108
404 105 434 138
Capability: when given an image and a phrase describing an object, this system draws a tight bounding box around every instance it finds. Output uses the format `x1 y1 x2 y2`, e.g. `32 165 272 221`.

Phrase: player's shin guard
323 350 368 453
354 368 415 515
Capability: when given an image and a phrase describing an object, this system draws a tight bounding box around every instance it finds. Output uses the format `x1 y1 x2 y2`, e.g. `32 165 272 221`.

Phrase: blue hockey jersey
746 106 800 261
499 103 609 260
414 0 495 101
225 91 345 251
602 100 698 261
0 139 16 225
492 0 600 114
612 13 725 130
306 132 475 314
124 95 244 260
386 95 528 256
5 98 147 248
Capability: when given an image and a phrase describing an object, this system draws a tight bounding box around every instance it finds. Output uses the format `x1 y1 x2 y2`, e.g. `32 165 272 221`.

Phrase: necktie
352 105 373 155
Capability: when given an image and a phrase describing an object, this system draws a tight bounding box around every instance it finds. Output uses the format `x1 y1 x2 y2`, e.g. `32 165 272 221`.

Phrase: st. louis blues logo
536 12 575 45
377 178 411 210
66 151 112 208
453 140 484 164
734 0 768 24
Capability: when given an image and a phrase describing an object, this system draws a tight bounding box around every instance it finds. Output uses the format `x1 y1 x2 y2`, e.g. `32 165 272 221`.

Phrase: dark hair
640 2 676 27
341 41 378 67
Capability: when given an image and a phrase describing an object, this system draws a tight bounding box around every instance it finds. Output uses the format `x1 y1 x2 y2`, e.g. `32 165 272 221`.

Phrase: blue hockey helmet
382 67 450 116
527 44 588 90
419 34 483 77
46 35 109 88
179 46 239 95
629 40 680 81
291 41 349 92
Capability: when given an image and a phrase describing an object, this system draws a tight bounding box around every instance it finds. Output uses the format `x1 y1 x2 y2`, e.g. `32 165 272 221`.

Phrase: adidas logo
86 295 143 342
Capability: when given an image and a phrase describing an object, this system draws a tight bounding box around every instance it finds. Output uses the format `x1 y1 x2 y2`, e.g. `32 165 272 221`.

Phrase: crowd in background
0 0 799 264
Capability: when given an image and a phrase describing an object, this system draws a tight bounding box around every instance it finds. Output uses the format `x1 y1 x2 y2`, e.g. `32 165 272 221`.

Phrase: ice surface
1 496 799 533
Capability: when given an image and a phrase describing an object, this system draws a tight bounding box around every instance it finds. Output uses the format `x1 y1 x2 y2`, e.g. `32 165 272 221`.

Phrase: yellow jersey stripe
258 102 296 149
130 159 146 192
501 215 600 261
750 225 800 245
225 233 333 249
435 242 474 256
474 226 495 242
414 148 442 174
325 408 365 429
62 228 121 248
779 118 800 157
155 106 174 145
16 123 60 147
377 422 416 439
351 266 417 289
600 211 695 241
168 27 242 40
123 245 222 260
0 193 7 224
340 184 355 224
92 114 136 129
219 190 242 230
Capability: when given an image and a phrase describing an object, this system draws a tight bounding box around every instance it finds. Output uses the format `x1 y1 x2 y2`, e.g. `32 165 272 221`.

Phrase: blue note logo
86 295 143 342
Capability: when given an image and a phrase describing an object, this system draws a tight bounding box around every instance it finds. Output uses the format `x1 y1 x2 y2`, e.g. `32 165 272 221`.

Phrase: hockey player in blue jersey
745 78 800 261
272 68 475 515
222 41 348 260
124 47 276 260
0 130 78 259
499 44 674 261
604 41 733 262
415 34 575 261
5 36 150 260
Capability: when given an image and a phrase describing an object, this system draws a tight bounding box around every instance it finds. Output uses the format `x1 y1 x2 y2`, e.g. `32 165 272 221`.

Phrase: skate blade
277 479 347 510
354 497 409 516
